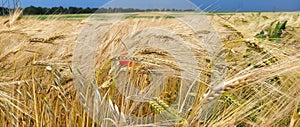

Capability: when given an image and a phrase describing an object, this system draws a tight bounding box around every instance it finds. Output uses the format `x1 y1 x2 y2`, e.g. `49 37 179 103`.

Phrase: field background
0 11 300 126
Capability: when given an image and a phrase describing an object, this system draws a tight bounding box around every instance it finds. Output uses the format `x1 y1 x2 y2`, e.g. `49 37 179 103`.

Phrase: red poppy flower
119 60 134 67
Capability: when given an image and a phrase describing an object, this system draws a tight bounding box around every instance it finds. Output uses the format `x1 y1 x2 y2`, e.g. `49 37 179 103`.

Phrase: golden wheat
0 11 299 127
29 33 64 43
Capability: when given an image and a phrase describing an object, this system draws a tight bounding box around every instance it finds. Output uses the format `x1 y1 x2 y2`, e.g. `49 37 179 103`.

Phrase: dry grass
0 11 299 127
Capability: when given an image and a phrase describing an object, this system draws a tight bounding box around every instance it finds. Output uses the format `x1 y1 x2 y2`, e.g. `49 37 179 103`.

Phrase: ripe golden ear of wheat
29 34 64 43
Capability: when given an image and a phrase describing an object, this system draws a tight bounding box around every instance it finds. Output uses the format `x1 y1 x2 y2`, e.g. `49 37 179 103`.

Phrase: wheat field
0 11 299 127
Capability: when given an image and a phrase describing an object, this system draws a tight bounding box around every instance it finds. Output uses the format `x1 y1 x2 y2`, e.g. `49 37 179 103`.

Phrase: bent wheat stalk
29 33 64 43
111 56 182 71
189 54 300 125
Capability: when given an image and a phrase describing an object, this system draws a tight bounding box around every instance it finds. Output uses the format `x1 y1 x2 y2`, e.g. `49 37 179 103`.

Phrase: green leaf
254 20 287 43
255 30 266 38
271 21 281 38
280 20 287 30
267 21 275 37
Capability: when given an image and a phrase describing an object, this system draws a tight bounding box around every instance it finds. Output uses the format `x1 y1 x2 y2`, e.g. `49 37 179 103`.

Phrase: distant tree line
0 7 10 15
0 6 194 15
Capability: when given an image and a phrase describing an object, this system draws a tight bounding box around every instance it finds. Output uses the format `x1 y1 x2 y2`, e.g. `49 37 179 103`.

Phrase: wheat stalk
29 33 64 43
111 56 182 71
137 48 169 56
189 53 300 125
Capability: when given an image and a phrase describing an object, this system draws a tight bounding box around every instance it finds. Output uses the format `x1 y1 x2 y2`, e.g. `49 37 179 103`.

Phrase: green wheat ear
149 100 165 113
149 97 170 114
149 97 183 122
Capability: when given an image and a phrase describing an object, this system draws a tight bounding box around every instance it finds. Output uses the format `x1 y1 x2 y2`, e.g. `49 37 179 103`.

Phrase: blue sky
20 0 300 11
